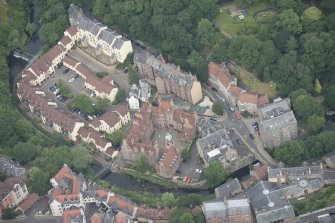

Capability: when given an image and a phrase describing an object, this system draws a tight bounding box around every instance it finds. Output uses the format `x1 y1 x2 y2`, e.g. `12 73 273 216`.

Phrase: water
8 1 41 91
90 164 213 196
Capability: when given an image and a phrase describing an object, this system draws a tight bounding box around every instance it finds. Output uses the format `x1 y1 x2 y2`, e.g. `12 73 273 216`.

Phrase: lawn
238 68 277 99
0 2 8 24
247 0 276 17
214 10 243 37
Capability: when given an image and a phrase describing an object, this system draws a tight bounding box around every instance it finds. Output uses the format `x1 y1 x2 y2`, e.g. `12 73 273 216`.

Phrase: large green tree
307 115 325 135
12 142 38 163
274 140 305 165
204 160 227 186
292 94 324 121
71 146 92 172
161 192 177 208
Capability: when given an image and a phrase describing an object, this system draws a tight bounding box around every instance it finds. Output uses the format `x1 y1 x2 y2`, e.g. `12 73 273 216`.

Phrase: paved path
202 85 277 167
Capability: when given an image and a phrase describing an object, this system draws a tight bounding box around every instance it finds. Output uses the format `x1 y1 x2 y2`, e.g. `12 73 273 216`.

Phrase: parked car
249 134 254 139
63 68 69 74
195 169 202 173
234 111 241 120
68 77 75 83
229 107 235 112
236 139 242 145
49 86 56 91
74 74 79 79
53 88 60 94
176 169 182 174
252 122 258 127
253 125 259 131
211 87 217 92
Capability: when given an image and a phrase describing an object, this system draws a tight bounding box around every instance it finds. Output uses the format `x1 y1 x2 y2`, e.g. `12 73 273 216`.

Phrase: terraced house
134 51 203 105
68 4 133 63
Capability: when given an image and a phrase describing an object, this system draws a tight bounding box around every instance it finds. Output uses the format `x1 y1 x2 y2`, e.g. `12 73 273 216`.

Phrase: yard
238 68 277 99
0 1 8 24
214 0 276 38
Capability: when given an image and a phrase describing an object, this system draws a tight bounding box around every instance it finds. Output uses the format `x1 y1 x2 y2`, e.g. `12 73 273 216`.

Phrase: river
8 1 41 91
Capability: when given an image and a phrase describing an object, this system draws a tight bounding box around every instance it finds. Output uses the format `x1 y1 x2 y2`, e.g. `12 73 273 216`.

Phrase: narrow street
202 84 277 167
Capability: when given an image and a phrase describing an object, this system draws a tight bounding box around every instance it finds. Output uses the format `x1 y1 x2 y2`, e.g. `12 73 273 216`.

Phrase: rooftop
268 165 323 180
214 178 243 199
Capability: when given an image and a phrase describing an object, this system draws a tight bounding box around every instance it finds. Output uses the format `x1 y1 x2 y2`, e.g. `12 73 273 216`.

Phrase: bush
112 89 126 105
96 72 108 78
241 111 253 118
212 102 224 116
105 129 123 148
128 68 139 84
57 80 73 99
181 149 190 160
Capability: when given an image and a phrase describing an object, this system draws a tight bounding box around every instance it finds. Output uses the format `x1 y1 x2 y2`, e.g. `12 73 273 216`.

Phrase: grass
0 3 8 24
238 68 277 99
247 0 276 17
214 10 243 37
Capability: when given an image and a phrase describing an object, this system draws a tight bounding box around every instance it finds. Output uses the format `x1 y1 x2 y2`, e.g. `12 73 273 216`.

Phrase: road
202 84 277 167
0 216 62 223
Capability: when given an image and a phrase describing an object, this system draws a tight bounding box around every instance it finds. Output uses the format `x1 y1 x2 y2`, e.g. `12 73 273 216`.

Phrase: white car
68 77 75 83
195 169 202 173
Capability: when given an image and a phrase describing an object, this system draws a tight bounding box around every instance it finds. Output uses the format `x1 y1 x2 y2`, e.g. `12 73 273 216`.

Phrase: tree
307 115 326 135
243 16 257 34
187 50 207 82
276 9 302 34
105 129 123 148
179 212 195 223
196 18 214 46
204 160 227 186
2 208 18 220
212 102 224 116
178 194 202 208
161 192 177 208
314 79 322 95
12 142 37 163
14 119 35 141
96 72 108 78
57 80 73 99
325 85 335 109
128 68 139 84
292 94 324 121
181 149 190 161
25 23 36 37
134 154 152 173
302 7 322 22
27 167 49 195
95 98 109 113
71 94 95 114
274 140 305 165
71 146 92 172
112 89 126 105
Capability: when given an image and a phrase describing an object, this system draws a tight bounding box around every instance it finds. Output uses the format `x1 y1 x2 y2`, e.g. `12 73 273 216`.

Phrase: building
208 62 237 100
238 92 258 115
134 51 202 105
246 181 296 223
63 209 86 223
17 82 85 141
49 164 86 216
68 4 133 63
214 178 243 200
0 157 25 177
155 134 180 179
202 199 253 223
197 118 248 169
128 96 140 110
63 55 119 102
258 98 298 148
268 165 323 183
0 176 29 214
139 80 151 102
136 205 170 223
322 150 335 169
16 193 40 214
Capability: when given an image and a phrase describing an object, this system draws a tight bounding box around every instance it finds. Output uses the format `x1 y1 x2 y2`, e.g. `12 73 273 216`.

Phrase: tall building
134 52 203 105
258 98 298 148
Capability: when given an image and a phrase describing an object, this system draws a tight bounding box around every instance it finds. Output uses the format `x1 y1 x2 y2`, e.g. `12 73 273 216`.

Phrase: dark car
63 68 69 74
49 86 56 91
211 87 218 92
176 170 182 174
254 126 259 131
249 134 254 139
95 112 102 117
236 139 242 145
252 122 258 127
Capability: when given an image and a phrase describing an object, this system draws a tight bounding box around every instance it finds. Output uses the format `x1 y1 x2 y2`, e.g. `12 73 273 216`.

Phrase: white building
128 96 140 110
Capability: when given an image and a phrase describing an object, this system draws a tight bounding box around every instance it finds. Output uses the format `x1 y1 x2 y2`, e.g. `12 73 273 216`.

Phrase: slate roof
268 166 322 180
214 178 243 199
246 181 295 223
0 157 25 177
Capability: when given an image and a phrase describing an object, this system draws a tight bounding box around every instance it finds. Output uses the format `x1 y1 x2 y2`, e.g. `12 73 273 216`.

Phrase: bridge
13 50 34 61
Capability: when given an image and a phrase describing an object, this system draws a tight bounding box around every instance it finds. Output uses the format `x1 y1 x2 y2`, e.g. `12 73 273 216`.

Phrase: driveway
178 141 204 182
202 84 277 167
69 48 130 92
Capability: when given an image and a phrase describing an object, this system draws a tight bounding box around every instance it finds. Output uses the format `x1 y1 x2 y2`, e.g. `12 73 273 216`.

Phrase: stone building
258 98 298 148
133 51 202 105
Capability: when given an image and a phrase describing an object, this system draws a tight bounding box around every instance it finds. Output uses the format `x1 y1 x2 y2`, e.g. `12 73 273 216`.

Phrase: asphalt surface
1 216 62 223
202 84 277 167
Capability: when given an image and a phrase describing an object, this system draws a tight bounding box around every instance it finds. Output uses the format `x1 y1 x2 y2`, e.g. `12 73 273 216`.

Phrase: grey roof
318 215 335 223
202 201 227 221
112 38 129 50
198 129 232 153
260 111 297 132
268 166 322 180
99 28 119 44
134 52 148 64
277 178 323 197
215 178 243 199
139 80 150 99
323 170 335 181
129 84 139 98
227 199 251 215
197 118 225 138
322 150 335 164
246 181 295 223
68 4 82 22
0 157 25 177
259 98 292 120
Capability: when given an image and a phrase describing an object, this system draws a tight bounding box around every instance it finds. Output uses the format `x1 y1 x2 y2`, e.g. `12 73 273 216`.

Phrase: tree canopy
204 160 227 187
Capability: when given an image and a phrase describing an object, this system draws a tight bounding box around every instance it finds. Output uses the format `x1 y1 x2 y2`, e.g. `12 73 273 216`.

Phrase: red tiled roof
208 62 234 88
159 101 172 111
157 145 179 170
90 119 101 129
136 206 170 220
63 55 80 68
78 126 90 138
59 36 72 47
107 195 135 216
66 26 78 37
90 213 102 223
227 85 242 95
44 45 65 63
113 104 128 117
63 209 82 223
258 95 269 107
17 193 39 212
52 164 81 195
100 111 121 127
239 92 257 105
114 212 128 223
